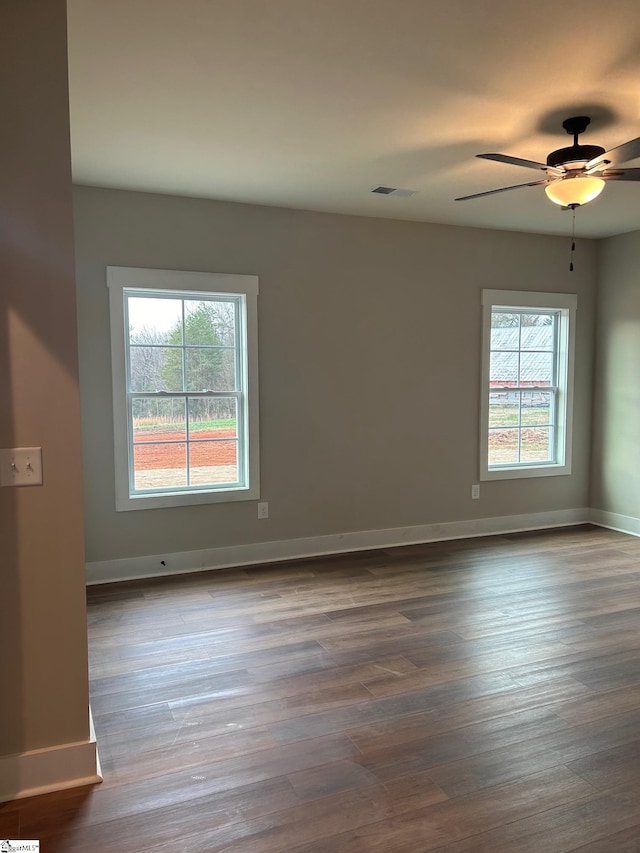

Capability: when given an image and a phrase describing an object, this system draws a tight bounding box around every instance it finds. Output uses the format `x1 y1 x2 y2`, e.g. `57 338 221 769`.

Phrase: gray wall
73 186 596 563
0 0 89 767
591 230 640 520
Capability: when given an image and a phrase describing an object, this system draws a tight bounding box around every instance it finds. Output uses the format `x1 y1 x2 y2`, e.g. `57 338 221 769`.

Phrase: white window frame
480 289 577 481
107 266 260 511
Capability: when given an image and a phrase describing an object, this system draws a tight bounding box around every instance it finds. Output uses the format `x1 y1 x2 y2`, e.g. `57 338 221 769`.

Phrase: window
108 267 259 510
480 290 577 481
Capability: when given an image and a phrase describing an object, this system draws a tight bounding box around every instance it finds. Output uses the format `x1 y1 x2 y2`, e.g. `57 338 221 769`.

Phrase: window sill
115 484 260 512
480 463 571 482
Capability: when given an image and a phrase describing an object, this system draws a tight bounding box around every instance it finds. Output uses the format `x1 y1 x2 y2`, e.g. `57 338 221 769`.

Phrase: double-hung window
480 290 577 481
108 267 259 510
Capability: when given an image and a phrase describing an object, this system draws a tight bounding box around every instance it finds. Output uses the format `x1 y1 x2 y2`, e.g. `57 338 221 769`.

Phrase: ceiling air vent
371 186 417 197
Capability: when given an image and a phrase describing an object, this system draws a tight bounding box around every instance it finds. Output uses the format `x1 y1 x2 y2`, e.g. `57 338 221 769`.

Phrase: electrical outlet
257 501 269 519
471 484 480 500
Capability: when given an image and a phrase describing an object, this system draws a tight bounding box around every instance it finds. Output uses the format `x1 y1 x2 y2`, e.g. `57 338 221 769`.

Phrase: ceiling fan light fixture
544 176 605 207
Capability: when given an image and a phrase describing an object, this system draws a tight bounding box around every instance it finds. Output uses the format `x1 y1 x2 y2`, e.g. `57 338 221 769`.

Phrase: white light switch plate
0 447 43 486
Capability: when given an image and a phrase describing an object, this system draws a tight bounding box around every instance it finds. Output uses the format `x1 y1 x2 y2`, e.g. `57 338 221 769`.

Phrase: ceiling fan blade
586 136 640 170
585 162 610 175
477 153 564 175
455 179 550 201
602 168 640 182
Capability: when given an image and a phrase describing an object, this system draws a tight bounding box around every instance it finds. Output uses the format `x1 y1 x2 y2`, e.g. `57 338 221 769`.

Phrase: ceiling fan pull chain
569 205 576 272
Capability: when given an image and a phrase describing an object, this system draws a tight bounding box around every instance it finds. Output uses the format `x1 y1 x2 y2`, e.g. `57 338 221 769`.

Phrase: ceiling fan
456 116 640 207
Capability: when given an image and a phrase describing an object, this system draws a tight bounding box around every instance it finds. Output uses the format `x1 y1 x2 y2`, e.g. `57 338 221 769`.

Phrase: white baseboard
0 709 102 802
86 508 590 585
589 508 640 538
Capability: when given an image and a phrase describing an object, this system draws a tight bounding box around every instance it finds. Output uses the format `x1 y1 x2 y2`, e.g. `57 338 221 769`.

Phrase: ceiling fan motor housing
547 144 605 169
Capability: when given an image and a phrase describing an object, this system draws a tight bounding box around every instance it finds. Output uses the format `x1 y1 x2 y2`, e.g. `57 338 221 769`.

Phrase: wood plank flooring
3 524 640 851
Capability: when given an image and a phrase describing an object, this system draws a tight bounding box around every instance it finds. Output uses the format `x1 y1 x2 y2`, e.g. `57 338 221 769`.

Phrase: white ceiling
67 0 640 238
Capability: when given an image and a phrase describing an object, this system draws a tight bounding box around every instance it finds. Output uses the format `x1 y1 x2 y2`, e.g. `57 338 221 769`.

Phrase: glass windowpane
488 428 519 465
132 398 186 442
519 352 553 386
491 312 519 326
491 324 519 351
133 443 187 490
128 297 182 345
520 427 553 462
129 346 183 392
189 440 238 485
488 391 520 428
186 348 236 392
188 398 237 439
520 391 553 426
184 300 237 347
490 351 518 384
520 317 554 351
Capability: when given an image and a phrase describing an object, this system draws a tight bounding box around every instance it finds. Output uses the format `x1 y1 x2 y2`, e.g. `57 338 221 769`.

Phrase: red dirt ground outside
133 429 237 469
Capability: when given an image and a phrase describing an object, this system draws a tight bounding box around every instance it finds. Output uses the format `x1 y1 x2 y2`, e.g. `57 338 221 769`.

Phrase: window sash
126 390 245 495
487 387 558 468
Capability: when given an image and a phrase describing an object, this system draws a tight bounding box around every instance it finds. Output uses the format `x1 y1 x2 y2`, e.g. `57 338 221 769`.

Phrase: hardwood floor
3 524 640 851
